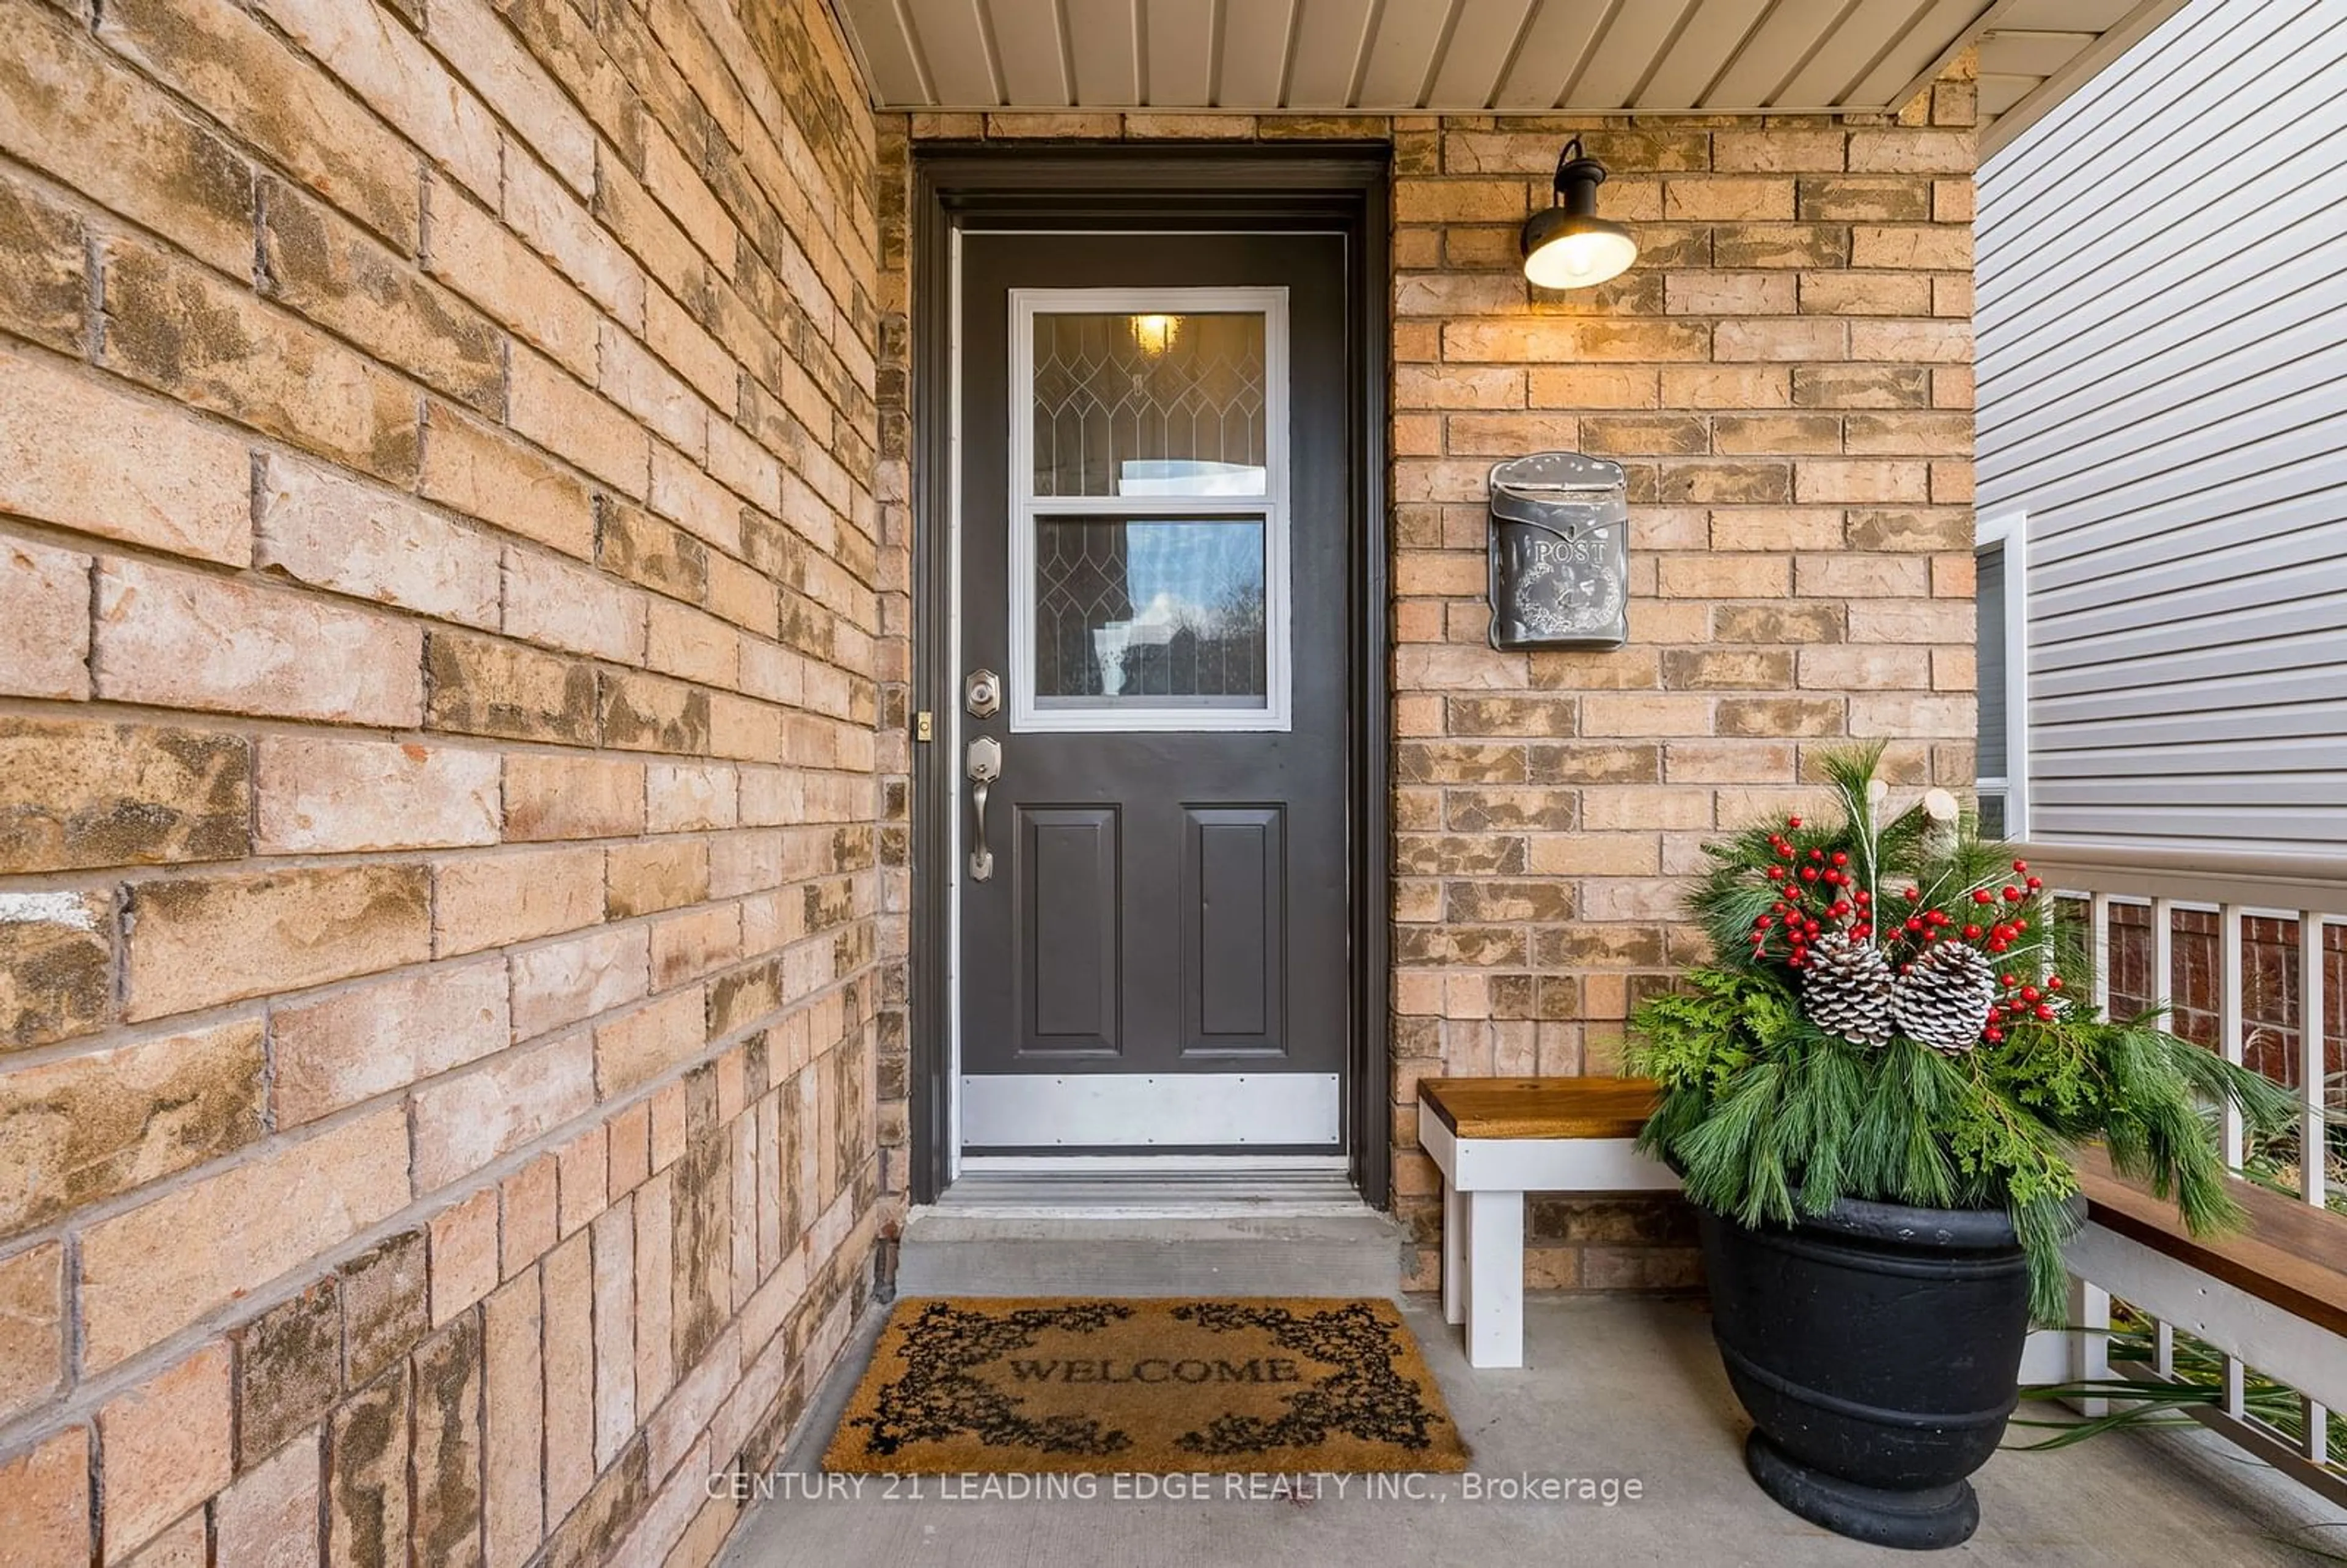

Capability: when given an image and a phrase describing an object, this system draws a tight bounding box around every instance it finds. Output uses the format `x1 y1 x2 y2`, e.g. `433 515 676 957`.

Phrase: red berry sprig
1746 824 2052 995
1979 944 2069 1042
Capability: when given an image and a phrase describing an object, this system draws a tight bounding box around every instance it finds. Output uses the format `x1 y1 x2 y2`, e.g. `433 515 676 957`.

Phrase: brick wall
1386 79 1979 1292
886 61 1978 1295
0 0 887 1563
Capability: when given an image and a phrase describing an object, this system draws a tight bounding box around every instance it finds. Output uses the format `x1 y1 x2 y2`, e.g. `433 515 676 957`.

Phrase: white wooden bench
1417 1077 1679 1369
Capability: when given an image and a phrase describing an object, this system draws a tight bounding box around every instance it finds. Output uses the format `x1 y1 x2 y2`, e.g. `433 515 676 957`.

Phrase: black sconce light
1521 137 1638 291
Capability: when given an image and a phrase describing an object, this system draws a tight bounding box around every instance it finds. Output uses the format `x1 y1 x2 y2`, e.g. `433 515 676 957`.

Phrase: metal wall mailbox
1486 452 1630 651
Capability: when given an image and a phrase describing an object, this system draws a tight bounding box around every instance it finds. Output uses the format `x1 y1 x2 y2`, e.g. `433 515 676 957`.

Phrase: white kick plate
960 1072 1340 1148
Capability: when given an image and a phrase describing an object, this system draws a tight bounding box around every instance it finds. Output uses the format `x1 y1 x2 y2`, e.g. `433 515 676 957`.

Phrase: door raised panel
1181 805 1285 1053
1018 805 1120 1053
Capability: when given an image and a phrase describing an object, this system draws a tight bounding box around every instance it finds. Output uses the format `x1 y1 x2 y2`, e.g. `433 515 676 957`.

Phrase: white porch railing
2018 842 2347 1504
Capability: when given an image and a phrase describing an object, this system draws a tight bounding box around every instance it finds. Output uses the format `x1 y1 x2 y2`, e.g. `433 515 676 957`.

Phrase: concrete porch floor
721 1294 2345 1567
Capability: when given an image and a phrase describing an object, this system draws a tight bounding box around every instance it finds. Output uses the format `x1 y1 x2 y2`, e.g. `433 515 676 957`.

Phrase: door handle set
964 669 1002 881
966 735 1001 882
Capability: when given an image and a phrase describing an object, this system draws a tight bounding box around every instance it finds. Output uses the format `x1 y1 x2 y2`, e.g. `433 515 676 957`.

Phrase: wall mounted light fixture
1521 137 1638 291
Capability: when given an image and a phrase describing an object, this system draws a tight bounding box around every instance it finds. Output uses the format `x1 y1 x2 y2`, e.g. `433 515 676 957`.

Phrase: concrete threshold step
933 1168 1366 1216
897 1209 1405 1299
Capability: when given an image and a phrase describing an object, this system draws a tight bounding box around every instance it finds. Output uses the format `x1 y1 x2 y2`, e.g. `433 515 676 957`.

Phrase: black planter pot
1696 1195 2033 1552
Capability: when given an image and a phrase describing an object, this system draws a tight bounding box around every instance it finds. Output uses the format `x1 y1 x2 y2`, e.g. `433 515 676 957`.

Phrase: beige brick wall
886 65 1978 1294
1389 82 1978 1292
0 0 887 1563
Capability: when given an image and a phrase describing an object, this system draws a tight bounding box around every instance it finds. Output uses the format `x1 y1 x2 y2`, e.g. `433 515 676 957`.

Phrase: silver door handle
967 736 1001 881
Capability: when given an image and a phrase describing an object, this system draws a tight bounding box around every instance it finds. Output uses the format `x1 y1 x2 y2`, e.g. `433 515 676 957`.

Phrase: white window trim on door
1007 285 1293 733
1976 509 2029 839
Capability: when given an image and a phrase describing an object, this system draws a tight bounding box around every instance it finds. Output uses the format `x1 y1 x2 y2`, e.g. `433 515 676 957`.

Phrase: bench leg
1442 1182 1466 1327
1464 1188 1524 1369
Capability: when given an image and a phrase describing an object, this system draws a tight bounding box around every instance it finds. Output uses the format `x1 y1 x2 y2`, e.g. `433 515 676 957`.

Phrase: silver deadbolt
966 736 1002 881
964 667 1001 719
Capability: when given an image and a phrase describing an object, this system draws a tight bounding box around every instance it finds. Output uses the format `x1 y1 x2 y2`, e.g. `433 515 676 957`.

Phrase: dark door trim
907 143 1393 1206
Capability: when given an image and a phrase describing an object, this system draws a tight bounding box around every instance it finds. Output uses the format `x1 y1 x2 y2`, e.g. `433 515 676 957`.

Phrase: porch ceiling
829 0 2192 154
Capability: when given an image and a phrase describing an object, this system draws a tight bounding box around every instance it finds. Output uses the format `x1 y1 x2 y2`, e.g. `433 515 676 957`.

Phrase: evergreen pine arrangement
1626 744 2298 1322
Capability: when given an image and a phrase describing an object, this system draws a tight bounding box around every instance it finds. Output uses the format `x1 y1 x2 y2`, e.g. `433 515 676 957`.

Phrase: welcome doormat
823 1296 1469 1475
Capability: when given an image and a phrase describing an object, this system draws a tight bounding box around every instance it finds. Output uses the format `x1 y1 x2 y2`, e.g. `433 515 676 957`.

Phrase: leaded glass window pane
1032 517 1268 708
1030 313 1268 497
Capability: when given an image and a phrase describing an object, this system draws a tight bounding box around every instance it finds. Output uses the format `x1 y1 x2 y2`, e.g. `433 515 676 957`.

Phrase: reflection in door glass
1032 518 1268 706
1031 313 1268 497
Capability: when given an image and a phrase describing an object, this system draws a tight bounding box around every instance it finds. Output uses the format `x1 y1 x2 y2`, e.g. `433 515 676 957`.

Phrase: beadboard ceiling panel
990 0 1072 103
1567 0 1698 110
1287 0 1379 108
1425 0 1541 108
1488 0 1608 111
1215 2 1296 108
1637 0 1774 112
831 0 2182 145
1064 0 1142 102
1145 0 1218 103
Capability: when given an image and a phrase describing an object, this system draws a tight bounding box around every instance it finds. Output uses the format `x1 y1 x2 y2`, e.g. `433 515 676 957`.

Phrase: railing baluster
2304 911 2327 1210
2303 910 2332 1470
2221 901 2245 1171
2151 895 2174 1024
2225 1354 2247 1423
2069 1277 2110 1420
2155 1318 2174 1378
2090 892 2113 1017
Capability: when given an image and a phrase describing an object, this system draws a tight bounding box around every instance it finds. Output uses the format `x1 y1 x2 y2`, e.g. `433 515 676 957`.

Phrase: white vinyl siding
1976 0 2347 852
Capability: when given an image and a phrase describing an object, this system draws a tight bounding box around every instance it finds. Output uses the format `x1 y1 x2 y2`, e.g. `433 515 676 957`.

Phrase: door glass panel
1032 516 1268 708
1012 288 1288 732
1030 312 1268 497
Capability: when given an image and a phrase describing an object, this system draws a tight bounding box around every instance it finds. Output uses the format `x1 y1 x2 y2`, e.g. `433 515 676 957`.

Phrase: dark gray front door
957 230 1350 1155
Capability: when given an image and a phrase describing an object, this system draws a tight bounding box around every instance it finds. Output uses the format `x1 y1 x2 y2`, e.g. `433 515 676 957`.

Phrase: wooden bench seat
2074 1147 2347 1342
1416 1077 1677 1369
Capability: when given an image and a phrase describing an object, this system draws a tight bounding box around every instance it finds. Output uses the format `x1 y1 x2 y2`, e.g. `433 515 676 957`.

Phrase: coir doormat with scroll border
822 1296 1469 1475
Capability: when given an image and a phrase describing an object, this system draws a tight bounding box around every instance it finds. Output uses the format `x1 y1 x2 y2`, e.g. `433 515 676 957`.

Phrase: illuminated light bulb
1522 222 1639 290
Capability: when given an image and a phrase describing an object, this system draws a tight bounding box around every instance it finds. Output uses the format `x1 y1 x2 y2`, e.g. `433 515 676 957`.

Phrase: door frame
907 144 1393 1206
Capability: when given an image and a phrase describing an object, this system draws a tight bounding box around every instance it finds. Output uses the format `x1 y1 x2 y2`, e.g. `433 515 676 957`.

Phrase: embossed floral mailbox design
1485 452 1630 651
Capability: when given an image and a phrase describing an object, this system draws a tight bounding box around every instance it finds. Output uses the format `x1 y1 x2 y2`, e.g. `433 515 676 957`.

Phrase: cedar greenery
1626 744 2298 1323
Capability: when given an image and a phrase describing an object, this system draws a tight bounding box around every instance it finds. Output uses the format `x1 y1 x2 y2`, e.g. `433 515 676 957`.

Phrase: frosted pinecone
1801 932 1895 1047
1892 942 1999 1053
